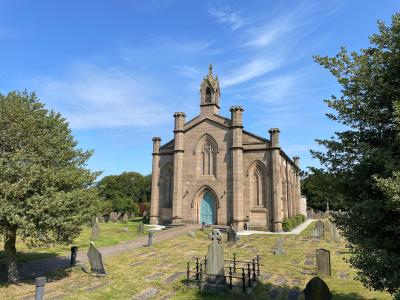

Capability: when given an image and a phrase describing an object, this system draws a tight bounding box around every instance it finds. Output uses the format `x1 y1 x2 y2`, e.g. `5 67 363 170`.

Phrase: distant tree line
97 172 151 216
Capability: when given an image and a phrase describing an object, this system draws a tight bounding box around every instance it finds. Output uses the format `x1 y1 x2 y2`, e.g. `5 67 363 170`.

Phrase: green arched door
200 192 216 225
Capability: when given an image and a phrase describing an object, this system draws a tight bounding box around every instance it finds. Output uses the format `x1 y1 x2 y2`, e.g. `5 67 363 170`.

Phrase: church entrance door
200 192 216 225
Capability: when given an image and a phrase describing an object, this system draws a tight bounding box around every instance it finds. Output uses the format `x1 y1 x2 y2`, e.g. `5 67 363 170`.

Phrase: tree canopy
312 13 400 297
97 172 151 214
0 91 100 283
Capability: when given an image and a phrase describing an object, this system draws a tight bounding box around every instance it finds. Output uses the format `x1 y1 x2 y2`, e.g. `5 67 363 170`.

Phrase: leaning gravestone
87 242 106 276
137 221 145 234
227 225 238 242
316 248 331 276
202 229 225 291
303 276 332 300
91 217 100 241
315 220 324 237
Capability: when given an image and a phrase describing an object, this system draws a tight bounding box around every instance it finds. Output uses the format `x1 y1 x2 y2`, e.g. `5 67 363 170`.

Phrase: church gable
243 130 268 145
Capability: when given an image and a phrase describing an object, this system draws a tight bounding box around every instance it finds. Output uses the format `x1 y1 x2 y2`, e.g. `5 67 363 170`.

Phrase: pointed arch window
205 87 212 103
248 162 267 208
160 164 173 208
202 139 216 176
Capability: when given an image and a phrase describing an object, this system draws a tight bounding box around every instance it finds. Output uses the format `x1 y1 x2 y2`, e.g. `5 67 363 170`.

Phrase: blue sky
1 0 399 178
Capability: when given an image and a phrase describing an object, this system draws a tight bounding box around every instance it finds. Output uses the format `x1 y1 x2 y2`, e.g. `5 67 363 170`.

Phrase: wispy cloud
34 64 170 129
208 5 244 30
221 58 282 88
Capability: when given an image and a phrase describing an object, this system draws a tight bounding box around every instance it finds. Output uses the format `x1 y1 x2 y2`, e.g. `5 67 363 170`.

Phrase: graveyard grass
0 218 149 267
0 221 391 300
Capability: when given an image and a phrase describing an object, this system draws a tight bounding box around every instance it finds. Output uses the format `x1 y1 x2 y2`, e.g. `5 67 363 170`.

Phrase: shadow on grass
0 253 70 284
177 278 368 300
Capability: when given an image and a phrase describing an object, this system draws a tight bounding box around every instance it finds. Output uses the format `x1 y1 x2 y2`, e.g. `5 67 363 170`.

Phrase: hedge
282 214 306 232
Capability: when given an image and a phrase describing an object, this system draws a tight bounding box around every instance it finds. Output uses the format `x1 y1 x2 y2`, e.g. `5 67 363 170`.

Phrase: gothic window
202 139 216 176
248 161 267 208
205 87 212 104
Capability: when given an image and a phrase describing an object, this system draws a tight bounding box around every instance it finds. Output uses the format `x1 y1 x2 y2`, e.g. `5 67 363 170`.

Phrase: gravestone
332 223 340 242
303 276 332 300
315 220 324 237
316 248 331 276
122 213 129 222
91 217 100 241
227 225 238 242
87 242 106 276
324 220 332 239
137 221 145 234
110 212 118 222
203 228 225 289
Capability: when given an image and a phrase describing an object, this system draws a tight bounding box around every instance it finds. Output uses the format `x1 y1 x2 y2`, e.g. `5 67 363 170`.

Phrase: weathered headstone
205 229 225 284
324 220 332 240
91 217 100 241
315 220 324 237
137 221 145 234
87 242 106 276
110 212 118 222
303 276 332 300
227 225 238 242
332 223 340 242
316 248 331 276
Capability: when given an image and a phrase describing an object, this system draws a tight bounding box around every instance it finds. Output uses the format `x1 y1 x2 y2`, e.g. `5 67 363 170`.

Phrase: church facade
150 66 302 232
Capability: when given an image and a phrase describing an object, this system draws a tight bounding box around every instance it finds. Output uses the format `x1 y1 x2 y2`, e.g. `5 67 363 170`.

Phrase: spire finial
208 64 213 76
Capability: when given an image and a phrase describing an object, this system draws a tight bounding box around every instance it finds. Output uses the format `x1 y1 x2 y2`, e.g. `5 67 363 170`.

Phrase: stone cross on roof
208 64 213 76
209 228 222 245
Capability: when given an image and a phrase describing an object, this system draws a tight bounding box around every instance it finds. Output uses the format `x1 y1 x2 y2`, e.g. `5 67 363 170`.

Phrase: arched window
202 139 216 176
247 161 268 208
205 87 212 103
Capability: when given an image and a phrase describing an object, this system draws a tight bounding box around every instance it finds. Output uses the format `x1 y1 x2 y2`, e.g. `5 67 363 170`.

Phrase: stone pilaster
150 137 161 224
282 162 288 219
293 156 300 215
269 128 283 232
230 106 244 229
172 112 185 224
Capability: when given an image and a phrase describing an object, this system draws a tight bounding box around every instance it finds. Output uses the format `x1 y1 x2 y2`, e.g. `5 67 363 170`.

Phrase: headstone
110 212 118 222
87 242 106 276
137 221 145 234
227 225 238 242
103 214 110 223
315 220 324 237
316 248 331 276
142 210 148 218
303 276 332 300
91 217 100 241
122 213 129 222
324 220 332 239
332 223 340 242
206 229 225 283
147 230 154 246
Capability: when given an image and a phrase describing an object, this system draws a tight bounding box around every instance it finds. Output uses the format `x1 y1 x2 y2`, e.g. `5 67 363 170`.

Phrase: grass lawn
0 220 391 299
0 218 150 266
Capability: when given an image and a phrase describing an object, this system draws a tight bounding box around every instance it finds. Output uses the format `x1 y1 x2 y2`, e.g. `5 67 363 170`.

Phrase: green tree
312 14 400 296
301 169 345 210
0 91 100 283
97 171 151 214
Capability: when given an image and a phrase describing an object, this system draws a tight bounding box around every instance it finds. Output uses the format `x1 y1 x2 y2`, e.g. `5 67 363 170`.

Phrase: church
150 65 302 232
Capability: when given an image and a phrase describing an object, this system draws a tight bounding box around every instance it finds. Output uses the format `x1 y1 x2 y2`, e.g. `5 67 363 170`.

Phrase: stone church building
150 66 302 232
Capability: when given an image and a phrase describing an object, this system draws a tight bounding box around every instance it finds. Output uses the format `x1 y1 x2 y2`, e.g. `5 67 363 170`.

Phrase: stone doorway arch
192 186 219 224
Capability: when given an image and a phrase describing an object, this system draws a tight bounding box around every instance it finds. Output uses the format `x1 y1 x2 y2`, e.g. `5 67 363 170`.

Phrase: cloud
208 5 244 30
221 58 282 88
34 64 170 129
